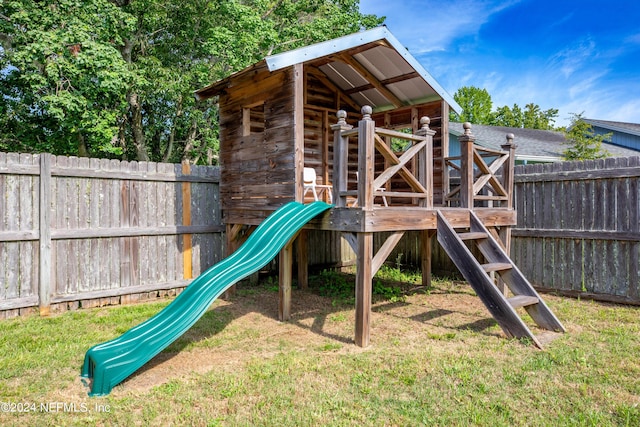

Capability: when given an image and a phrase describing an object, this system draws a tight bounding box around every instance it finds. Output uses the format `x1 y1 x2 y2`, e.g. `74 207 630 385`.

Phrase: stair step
481 262 512 273
458 232 488 241
508 295 539 309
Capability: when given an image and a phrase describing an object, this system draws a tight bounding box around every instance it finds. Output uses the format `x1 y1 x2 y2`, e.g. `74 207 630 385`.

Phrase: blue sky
359 0 640 127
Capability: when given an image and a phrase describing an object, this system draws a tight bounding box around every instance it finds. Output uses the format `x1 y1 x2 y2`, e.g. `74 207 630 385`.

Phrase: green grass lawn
0 270 639 426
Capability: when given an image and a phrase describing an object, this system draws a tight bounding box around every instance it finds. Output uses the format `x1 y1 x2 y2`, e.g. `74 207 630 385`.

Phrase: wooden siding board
218 66 303 217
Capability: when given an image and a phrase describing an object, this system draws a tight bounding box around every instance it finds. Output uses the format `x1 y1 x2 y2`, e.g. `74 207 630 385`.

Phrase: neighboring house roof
449 122 640 162
583 119 640 137
196 26 461 114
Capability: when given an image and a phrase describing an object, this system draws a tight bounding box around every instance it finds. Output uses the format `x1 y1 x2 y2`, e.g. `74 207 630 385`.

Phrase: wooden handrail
332 106 434 208
444 123 516 208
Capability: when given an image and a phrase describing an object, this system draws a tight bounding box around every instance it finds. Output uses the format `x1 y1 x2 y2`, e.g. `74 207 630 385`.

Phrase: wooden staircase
436 210 565 348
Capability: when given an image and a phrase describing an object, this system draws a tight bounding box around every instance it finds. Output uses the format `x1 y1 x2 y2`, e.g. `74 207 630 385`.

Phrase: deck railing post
358 106 375 210
415 116 435 208
331 110 353 207
459 122 475 208
501 133 516 209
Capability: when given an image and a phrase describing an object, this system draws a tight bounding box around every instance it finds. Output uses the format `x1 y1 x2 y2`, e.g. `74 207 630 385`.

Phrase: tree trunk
77 133 89 157
127 91 149 161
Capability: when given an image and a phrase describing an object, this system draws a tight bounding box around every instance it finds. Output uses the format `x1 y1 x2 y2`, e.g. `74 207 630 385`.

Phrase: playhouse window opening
242 102 265 136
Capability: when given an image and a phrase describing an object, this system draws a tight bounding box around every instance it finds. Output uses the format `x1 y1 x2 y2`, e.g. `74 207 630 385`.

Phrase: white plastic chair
303 167 332 203
352 171 388 207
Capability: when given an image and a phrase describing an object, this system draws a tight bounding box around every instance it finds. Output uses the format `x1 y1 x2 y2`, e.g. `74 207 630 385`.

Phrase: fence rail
2 152 638 318
511 156 639 304
327 156 640 305
0 153 223 317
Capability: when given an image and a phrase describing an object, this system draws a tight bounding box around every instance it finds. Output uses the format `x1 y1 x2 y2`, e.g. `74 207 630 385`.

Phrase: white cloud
359 0 522 53
548 38 597 79
624 33 640 45
359 0 640 127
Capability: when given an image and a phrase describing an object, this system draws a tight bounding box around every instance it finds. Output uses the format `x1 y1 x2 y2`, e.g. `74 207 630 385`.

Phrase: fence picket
0 153 222 316
1 152 639 316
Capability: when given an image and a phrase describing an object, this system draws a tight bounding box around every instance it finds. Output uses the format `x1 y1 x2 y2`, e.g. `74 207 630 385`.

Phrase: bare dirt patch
69 273 541 398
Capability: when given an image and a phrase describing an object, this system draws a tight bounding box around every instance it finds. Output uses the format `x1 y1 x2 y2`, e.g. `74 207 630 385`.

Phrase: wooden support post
322 110 330 186
279 240 294 321
358 106 375 211
182 161 193 280
501 133 517 210
355 232 373 347
331 110 352 207
497 133 516 295
223 224 241 299
421 230 435 290
459 122 475 208
296 230 308 289
39 153 52 316
293 63 305 203
441 100 450 206
416 117 436 208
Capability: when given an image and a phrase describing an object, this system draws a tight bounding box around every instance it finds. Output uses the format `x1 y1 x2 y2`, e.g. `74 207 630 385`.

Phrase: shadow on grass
122 271 496 386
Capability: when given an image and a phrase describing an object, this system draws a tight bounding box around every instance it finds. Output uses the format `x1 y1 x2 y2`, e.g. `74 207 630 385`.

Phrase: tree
450 86 493 124
449 86 559 130
491 104 524 128
562 113 610 161
490 102 558 130
0 0 383 163
0 0 134 157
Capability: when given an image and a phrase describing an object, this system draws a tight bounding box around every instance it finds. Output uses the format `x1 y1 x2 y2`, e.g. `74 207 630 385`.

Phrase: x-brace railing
331 106 436 209
444 123 516 208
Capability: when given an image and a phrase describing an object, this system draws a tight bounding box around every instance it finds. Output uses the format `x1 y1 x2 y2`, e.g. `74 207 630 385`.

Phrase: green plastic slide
81 201 331 396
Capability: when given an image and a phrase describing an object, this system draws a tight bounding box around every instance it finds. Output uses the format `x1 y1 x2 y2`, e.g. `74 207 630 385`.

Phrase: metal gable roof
264 26 461 113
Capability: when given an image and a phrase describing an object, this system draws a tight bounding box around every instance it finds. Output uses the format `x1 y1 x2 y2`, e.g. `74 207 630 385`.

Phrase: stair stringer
468 211 565 333
436 211 542 346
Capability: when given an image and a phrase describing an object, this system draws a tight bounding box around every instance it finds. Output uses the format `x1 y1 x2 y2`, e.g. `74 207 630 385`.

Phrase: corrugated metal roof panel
197 27 462 113
354 45 413 80
318 62 368 91
265 26 461 113
388 78 438 104
351 88 390 110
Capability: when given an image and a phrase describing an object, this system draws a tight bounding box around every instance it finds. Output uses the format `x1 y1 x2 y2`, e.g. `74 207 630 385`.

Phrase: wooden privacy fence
0 153 223 318
511 156 639 304
374 156 640 305
2 152 638 318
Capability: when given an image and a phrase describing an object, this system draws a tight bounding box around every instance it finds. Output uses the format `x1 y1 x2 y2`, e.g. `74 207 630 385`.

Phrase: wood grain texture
0 154 223 314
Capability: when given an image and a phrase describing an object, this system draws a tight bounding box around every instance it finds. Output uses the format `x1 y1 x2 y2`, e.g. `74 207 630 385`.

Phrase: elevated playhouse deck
282 108 564 348
193 28 564 348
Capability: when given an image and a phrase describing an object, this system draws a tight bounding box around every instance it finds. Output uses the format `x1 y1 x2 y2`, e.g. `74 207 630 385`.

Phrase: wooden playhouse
195 27 564 347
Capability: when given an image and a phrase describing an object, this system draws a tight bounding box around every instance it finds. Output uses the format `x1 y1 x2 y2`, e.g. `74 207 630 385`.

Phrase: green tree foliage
0 0 133 156
562 113 610 161
0 0 382 163
450 86 559 130
491 102 558 130
450 86 493 124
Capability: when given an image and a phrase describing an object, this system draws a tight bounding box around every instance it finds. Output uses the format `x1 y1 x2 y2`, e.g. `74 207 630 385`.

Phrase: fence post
331 110 352 207
459 122 475 208
182 161 192 279
39 153 52 316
